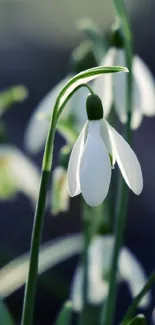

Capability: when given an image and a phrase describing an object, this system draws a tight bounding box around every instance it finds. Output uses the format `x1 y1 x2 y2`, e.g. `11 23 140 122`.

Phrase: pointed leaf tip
55 301 73 325
58 65 128 113
126 315 146 325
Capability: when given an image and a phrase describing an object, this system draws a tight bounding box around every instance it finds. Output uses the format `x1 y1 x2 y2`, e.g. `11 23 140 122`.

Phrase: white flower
0 145 40 203
93 48 155 129
67 94 143 207
71 235 151 311
25 74 88 153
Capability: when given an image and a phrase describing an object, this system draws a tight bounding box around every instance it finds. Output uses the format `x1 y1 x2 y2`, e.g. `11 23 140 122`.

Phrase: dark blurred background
0 0 154 324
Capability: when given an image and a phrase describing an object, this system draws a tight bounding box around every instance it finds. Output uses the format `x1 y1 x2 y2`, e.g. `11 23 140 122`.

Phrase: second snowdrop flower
93 28 155 129
67 94 143 207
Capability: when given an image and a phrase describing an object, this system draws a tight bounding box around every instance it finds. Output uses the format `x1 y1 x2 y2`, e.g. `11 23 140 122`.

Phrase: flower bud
86 94 104 120
109 24 124 49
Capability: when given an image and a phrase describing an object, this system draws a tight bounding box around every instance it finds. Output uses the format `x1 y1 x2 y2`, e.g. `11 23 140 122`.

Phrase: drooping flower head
71 235 151 311
93 25 155 129
67 93 143 207
0 145 40 203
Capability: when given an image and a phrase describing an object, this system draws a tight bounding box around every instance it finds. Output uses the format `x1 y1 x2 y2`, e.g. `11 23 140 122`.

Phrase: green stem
122 271 155 325
21 170 50 325
21 111 57 325
21 82 95 325
100 171 129 325
79 202 92 325
100 1 133 325
82 203 91 307
57 83 94 119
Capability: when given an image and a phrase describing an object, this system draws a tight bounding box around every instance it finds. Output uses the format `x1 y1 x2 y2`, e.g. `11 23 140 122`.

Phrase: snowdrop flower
71 235 151 311
67 94 143 207
0 145 40 203
25 75 88 153
93 44 155 129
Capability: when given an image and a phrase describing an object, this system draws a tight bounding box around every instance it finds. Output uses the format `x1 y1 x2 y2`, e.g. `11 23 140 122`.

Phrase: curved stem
21 80 95 325
21 110 57 325
21 79 97 325
57 83 94 119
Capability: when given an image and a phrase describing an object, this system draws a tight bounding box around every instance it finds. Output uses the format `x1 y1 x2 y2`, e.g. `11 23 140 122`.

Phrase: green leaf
55 301 72 325
0 234 83 297
0 300 14 325
127 315 146 325
56 65 128 114
122 272 155 325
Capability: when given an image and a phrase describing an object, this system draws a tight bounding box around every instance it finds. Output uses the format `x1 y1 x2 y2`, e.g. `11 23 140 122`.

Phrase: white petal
130 107 143 130
89 235 114 278
25 75 71 153
71 264 108 312
67 122 88 197
79 121 111 207
0 145 40 203
133 56 155 116
71 265 84 312
119 248 151 308
92 48 116 118
71 235 113 311
113 50 143 130
0 234 83 297
100 119 116 166
88 236 112 305
106 121 143 195
10 147 40 203
113 49 127 124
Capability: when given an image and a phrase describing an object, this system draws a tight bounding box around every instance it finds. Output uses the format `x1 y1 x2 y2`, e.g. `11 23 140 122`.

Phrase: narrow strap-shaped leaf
122 272 155 325
56 66 128 113
127 315 146 325
55 301 72 325
0 300 14 325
